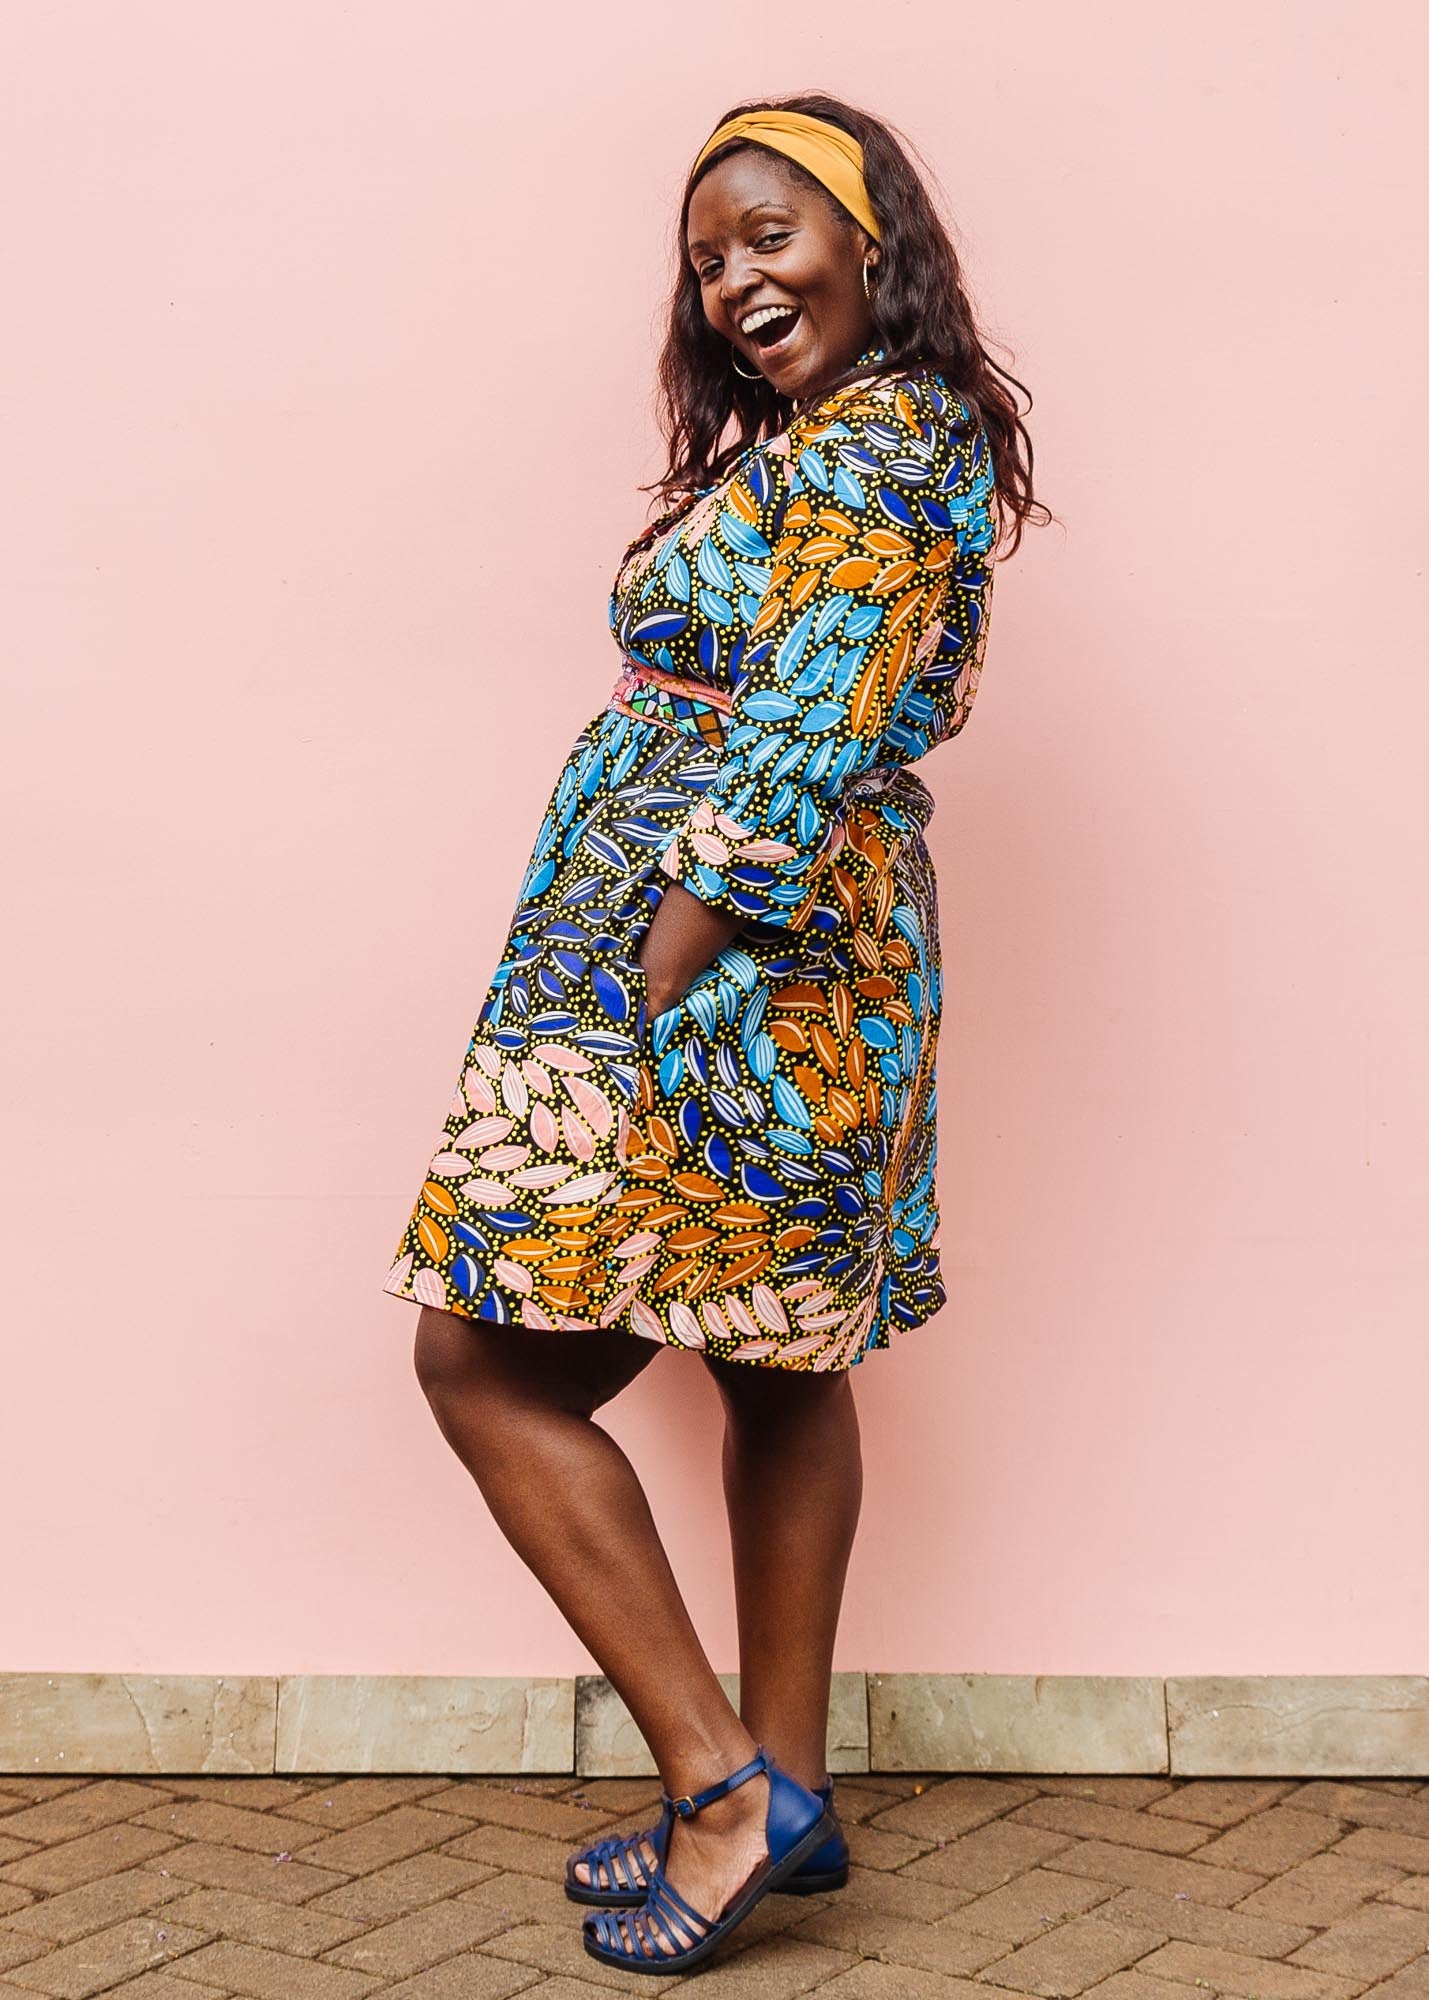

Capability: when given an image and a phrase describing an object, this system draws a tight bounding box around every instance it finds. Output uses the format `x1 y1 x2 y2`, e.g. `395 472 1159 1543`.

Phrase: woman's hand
635 880 748 1021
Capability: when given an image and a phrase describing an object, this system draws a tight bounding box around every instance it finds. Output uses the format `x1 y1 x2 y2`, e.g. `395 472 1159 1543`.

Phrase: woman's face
686 147 878 404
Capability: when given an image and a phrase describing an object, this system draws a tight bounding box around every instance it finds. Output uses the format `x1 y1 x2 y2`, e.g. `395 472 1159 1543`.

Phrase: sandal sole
582 1805 838 1974
774 1861 849 1894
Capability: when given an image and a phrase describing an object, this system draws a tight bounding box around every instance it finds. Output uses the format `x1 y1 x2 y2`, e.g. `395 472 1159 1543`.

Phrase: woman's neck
791 343 885 415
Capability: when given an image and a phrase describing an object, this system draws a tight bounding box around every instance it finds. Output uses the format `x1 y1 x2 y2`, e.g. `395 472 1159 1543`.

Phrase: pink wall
3 2 1425 1679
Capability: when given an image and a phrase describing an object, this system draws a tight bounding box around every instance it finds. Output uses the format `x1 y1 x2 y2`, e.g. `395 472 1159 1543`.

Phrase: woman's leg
704 1357 865 1791
412 1307 773 1937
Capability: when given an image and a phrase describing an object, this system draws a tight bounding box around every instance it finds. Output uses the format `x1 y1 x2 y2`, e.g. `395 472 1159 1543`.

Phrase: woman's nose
721 251 763 311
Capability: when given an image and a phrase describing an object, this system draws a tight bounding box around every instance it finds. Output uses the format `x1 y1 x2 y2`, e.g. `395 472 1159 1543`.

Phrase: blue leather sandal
565 1774 848 1906
581 1745 835 1975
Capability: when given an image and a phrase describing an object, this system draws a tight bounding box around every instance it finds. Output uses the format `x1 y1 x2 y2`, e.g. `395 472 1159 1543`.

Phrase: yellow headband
690 109 881 243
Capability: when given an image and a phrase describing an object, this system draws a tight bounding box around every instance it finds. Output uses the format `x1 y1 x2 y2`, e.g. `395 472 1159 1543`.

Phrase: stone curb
1 1672 1425 1776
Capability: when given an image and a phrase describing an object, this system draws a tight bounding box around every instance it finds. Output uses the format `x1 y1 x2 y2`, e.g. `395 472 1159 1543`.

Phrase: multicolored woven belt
609 657 732 750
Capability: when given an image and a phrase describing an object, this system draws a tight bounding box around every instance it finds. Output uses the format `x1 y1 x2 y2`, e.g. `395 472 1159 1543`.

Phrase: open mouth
745 306 802 356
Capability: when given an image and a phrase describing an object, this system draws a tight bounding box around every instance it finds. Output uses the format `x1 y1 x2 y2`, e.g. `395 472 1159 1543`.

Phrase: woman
383 93 1044 1974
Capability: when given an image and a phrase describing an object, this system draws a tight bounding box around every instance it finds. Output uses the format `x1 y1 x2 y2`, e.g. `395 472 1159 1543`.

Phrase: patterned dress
382 351 997 1370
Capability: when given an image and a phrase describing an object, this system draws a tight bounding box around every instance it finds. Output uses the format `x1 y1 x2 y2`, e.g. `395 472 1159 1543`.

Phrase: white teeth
740 304 798 336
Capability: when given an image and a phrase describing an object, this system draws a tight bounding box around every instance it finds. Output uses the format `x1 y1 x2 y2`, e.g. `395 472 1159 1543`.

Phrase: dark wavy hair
639 90 1051 563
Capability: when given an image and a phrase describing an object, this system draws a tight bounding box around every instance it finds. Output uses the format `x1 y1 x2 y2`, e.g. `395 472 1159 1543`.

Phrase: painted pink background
2 3 1425 1679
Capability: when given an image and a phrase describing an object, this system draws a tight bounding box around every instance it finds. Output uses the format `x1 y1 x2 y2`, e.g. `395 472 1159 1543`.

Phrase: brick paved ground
2 1771 1429 1998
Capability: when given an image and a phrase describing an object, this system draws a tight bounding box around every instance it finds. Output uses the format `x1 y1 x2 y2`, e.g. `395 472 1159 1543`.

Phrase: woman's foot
567 1771 847 1904
570 1827 660 1895
592 1769 772 1962
660 1770 769 1930
582 1750 835 1972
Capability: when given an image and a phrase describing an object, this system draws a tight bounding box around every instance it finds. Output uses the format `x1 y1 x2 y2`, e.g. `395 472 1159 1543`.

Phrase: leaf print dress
381 354 997 1370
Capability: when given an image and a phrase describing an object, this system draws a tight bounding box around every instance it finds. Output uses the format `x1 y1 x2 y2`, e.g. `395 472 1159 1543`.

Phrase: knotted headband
690 109 882 243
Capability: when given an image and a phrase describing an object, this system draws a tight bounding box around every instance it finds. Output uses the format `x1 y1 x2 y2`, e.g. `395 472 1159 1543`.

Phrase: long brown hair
642 91 1051 563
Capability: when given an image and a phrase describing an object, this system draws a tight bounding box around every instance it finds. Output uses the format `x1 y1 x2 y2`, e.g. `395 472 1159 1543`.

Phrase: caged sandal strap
582 1744 836 1975
564 1775 847 1905
564 1796 674 1906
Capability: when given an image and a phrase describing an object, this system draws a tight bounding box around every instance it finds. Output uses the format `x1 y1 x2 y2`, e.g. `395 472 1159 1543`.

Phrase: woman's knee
412 1305 481 1408
703 1353 855 1430
413 1305 655 1426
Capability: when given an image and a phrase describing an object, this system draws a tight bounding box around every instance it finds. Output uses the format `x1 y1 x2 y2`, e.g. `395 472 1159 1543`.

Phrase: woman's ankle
659 1729 761 1805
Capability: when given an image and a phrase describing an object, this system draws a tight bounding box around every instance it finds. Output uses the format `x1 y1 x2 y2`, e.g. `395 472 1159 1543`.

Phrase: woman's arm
635 881 746 1018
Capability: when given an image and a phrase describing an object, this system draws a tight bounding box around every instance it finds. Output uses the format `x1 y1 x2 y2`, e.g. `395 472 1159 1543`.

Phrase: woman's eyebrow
688 204 796 254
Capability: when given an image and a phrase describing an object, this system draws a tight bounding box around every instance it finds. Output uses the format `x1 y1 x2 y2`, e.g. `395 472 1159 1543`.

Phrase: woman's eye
696 233 789 281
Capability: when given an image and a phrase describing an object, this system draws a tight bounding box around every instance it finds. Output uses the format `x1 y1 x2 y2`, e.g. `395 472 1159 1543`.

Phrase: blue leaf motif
844 604 883 641
828 652 864 700
722 948 760 992
630 610 690 643
685 986 721 1039
749 1032 778 1083
812 593 852 642
451 1255 486 1301
771 1076 814 1128
695 534 734 592
886 455 934 483
790 644 837 698
583 829 629 871
774 605 817 681
720 510 771 560
665 551 691 603
741 690 801 723
744 454 775 507
876 486 918 529
796 446 831 492
576 1028 640 1057
832 465 867 509
714 1043 742 1092
805 738 835 784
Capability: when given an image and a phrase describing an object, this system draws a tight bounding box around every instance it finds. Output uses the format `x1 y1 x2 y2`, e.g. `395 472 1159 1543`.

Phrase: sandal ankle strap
663 1744 769 1820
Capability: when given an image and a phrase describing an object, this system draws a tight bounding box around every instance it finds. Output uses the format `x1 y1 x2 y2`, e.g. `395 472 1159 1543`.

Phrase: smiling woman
686 124 883 401
384 90 1048 1977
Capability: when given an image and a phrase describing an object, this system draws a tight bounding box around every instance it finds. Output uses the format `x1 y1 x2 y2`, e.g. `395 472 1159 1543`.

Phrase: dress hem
378 1265 946 1374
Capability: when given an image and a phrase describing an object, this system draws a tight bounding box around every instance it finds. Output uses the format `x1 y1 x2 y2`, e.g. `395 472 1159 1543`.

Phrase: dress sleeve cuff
656 797 813 928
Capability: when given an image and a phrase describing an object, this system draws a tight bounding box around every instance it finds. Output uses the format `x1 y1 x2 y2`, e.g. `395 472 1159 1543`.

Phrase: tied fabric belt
609 657 731 750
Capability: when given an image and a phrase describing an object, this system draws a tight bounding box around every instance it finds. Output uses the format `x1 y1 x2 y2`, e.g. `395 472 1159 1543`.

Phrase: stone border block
1167 1675 1429 1776
869 1673 1169 1773
275 1674 574 1773
575 1671 870 1777
0 1674 276 1774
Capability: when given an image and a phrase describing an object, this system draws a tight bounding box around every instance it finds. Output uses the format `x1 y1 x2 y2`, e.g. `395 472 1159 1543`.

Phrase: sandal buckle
670 1794 696 1818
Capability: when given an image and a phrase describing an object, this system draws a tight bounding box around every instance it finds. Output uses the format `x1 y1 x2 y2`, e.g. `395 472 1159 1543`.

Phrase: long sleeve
655 369 996 931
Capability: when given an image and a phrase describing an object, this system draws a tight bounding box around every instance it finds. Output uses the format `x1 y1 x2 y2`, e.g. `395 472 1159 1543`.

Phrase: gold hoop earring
731 347 762 380
863 257 878 302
